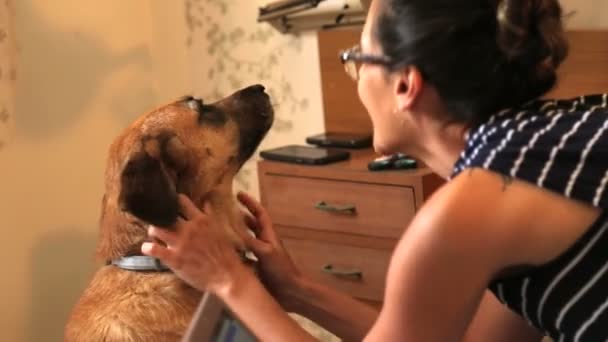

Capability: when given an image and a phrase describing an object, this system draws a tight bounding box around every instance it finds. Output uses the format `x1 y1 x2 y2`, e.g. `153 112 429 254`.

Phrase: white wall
186 0 325 198
0 1 177 341
561 0 608 29
0 0 325 341
0 0 604 341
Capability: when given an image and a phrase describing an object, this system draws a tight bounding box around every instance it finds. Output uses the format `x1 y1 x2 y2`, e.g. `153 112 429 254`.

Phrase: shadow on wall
26 228 98 342
13 0 157 140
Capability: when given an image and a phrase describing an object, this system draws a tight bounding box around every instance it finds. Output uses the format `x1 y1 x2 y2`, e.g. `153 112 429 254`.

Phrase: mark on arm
500 174 513 191
466 168 513 191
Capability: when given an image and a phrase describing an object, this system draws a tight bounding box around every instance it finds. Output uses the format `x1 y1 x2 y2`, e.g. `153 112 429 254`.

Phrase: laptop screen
182 292 257 342
212 310 256 342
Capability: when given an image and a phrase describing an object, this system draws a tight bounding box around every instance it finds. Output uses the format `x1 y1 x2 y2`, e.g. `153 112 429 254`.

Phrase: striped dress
450 94 608 341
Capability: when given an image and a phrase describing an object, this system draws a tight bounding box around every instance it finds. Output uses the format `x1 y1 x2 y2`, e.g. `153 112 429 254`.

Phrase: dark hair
375 0 569 126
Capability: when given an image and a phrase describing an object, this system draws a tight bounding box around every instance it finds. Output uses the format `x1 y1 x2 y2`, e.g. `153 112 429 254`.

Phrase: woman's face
357 0 408 156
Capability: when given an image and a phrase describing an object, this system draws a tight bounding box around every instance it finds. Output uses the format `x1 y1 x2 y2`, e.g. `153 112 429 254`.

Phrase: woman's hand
236 192 305 311
141 194 252 295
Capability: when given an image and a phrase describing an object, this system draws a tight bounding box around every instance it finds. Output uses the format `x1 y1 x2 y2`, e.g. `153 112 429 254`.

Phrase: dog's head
97 84 274 259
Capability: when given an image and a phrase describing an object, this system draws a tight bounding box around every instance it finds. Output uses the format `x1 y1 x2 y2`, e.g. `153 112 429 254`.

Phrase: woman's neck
396 86 468 179
410 122 468 179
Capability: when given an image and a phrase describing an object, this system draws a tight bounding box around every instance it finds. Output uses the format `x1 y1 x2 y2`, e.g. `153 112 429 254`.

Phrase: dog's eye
198 105 227 125
185 98 203 111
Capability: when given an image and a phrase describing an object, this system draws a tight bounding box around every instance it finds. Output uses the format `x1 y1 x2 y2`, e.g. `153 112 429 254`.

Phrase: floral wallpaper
185 0 321 193
0 0 16 152
185 1 335 340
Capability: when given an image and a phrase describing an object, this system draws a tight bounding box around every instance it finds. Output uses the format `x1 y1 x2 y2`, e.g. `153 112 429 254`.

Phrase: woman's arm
237 192 379 341
142 195 316 342
216 269 379 342
463 291 543 342
285 276 379 341
216 269 317 342
143 193 378 342
364 206 492 341
364 169 552 341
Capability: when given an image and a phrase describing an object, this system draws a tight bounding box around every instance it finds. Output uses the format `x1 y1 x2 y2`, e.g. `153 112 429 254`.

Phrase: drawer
282 237 392 302
261 175 416 238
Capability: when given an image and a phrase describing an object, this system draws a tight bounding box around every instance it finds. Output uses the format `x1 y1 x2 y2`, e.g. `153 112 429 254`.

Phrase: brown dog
64 84 274 342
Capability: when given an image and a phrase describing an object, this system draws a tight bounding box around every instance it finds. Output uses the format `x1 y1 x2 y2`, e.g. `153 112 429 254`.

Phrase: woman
143 0 608 340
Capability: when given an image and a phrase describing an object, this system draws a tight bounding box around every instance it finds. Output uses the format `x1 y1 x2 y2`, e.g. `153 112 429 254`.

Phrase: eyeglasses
339 45 392 81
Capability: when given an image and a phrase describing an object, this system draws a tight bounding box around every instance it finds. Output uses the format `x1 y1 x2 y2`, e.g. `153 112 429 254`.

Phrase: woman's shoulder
451 93 608 209
416 167 600 271
488 93 608 126
458 93 608 156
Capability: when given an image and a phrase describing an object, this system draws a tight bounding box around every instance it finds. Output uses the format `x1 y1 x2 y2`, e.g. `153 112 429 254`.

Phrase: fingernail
141 242 153 254
148 225 155 233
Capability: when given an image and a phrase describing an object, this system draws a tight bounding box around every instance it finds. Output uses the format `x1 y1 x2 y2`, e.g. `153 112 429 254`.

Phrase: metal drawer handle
314 201 357 215
322 263 363 279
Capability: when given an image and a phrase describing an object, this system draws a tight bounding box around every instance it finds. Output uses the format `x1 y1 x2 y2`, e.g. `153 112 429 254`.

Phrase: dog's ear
118 133 191 228
118 150 179 227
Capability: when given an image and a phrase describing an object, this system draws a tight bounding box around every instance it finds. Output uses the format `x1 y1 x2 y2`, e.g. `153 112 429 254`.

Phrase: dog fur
64 85 273 342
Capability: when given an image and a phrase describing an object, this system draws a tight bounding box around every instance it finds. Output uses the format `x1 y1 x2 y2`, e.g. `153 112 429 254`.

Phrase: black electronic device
306 132 372 149
367 153 417 171
260 145 350 165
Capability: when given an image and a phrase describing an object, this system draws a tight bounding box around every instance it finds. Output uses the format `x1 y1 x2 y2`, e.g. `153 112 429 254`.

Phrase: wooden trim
546 30 608 99
422 173 446 204
317 28 370 134
318 30 608 135
276 225 398 250
258 149 439 187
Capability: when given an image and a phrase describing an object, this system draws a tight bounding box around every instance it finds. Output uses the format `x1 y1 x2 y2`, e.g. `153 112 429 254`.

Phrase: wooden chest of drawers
257 149 443 305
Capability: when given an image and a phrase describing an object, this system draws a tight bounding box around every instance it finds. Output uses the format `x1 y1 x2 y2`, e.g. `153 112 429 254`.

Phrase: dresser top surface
258 148 441 186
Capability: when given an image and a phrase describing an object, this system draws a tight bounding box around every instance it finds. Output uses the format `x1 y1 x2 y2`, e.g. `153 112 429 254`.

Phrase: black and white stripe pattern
451 94 608 341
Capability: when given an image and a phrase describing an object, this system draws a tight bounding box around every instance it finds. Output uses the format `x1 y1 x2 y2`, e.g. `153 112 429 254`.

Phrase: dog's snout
240 84 266 97
249 84 265 93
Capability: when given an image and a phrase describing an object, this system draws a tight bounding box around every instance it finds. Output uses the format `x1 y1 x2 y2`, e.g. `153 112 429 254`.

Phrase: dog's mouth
259 101 273 128
233 84 275 163
241 84 274 128
180 85 274 165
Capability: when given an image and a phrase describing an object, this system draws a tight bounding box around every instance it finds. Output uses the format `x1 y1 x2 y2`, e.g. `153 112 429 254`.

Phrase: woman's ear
394 66 424 112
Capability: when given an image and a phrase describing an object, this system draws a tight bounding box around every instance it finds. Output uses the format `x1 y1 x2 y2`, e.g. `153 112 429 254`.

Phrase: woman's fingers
239 213 270 254
141 198 253 293
237 224 268 255
142 242 175 265
237 191 259 214
237 192 268 222
177 193 202 220
242 212 260 232
237 192 276 241
201 200 214 215
148 225 179 247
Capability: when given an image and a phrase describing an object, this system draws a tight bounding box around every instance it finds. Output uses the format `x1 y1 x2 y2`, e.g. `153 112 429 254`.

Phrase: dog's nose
249 84 265 92
241 84 266 96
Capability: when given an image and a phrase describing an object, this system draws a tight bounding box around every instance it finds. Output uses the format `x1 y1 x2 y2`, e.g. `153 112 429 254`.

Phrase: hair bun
496 0 568 73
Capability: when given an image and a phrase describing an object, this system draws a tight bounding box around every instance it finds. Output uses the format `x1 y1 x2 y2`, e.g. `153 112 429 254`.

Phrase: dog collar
110 256 171 272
